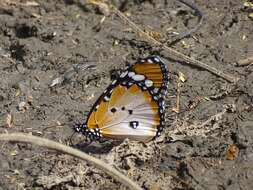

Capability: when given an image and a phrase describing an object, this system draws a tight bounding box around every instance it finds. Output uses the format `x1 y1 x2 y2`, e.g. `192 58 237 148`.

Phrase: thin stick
176 80 181 112
0 133 142 190
108 4 238 83
236 56 253 66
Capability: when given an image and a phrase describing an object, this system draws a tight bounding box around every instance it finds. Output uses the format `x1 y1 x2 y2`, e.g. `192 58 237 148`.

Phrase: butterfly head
73 121 101 141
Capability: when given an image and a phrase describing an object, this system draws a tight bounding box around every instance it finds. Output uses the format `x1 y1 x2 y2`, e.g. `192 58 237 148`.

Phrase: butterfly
74 56 169 142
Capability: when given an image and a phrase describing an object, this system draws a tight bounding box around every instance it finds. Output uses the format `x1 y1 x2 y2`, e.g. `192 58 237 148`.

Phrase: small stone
18 101 26 111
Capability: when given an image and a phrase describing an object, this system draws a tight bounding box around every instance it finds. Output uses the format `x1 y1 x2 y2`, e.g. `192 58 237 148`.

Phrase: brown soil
0 0 253 190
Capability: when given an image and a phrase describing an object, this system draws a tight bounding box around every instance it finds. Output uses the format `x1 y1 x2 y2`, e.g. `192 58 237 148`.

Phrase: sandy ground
0 0 253 189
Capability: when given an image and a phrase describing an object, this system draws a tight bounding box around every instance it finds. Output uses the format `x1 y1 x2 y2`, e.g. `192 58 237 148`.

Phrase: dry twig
110 4 238 83
0 133 142 190
88 1 238 83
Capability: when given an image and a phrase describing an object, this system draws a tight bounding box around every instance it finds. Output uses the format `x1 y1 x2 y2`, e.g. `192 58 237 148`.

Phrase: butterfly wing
75 56 168 142
131 56 169 97
94 84 163 142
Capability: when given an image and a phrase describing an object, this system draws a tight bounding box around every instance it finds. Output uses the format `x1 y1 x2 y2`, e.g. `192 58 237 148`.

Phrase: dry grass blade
5 113 13 128
94 2 238 83
0 133 143 190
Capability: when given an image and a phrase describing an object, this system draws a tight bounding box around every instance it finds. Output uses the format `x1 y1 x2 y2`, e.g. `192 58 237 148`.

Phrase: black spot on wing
129 121 139 129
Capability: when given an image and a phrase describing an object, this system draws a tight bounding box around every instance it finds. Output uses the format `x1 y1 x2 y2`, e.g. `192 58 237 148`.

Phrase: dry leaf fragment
178 71 187 82
171 107 180 113
97 2 110 16
24 1 40 6
89 0 110 16
150 183 160 190
226 144 238 160
76 14 81 19
237 56 253 66
100 16 106 24
244 1 253 8
188 96 202 109
113 39 119 46
6 113 13 128
10 150 18 156
203 97 211 101
27 95 33 104
13 169 20 175
87 93 95 100
31 13 42 18
181 40 190 49
50 76 64 87
56 120 61 126
15 89 21 97
18 101 27 111
145 30 163 41
249 13 253 19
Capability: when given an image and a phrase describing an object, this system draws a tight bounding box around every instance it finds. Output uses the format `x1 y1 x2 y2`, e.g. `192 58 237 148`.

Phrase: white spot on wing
112 80 117 85
144 79 153 87
153 88 159 93
104 96 110 101
132 74 145 81
147 59 153 63
128 72 135 77
154 57 160 63
120 71 128 78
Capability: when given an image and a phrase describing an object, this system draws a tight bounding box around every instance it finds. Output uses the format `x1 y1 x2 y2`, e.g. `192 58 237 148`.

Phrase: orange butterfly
74 56 169 142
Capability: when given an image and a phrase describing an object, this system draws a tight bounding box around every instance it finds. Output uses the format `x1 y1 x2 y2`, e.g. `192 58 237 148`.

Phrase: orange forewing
132 63 163 88
109 85 126 107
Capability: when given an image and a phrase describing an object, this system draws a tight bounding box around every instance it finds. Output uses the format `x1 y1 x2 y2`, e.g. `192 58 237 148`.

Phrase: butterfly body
75 56 169 142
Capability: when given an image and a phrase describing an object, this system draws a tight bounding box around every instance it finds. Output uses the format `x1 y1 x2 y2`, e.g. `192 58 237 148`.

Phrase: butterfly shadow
69 133 122 154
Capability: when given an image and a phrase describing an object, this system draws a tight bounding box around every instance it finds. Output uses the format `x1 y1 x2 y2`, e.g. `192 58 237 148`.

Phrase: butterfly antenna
69 131 76 146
